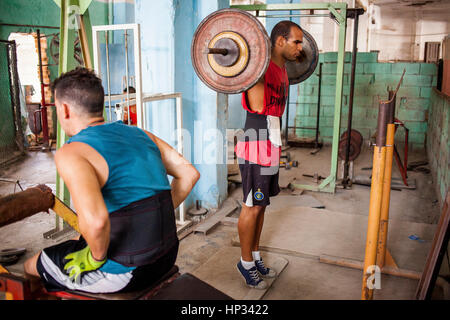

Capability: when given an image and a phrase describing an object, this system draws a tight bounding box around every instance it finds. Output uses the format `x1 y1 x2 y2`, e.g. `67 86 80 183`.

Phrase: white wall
299 0 450 62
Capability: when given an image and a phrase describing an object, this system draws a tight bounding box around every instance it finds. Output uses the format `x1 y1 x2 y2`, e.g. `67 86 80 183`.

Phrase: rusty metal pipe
0 185 54 228
376 102 389 148
208 48 229 55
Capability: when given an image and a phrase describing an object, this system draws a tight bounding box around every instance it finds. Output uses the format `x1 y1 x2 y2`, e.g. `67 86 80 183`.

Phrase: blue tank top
67 121 172 274
67 121 171 213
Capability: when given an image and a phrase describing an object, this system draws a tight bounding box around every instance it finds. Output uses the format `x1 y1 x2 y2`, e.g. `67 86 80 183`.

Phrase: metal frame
93 25 190 233
113 92 190 232
231 2 348 193
92 23 143 128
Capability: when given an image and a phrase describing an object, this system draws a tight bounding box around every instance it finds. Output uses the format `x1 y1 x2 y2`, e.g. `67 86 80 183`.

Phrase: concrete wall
427 89 450 208
295 51 438 151
135 0 229 210
0 43 15 153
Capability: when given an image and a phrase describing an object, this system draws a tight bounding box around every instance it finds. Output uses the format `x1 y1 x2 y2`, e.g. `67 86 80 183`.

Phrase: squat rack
231 2 350 193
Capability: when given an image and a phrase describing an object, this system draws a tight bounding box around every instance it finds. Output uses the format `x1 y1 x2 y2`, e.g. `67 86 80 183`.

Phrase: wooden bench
45 265 233 300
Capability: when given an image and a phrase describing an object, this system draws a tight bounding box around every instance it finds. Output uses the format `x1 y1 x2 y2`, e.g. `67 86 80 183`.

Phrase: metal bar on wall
92 24 143 128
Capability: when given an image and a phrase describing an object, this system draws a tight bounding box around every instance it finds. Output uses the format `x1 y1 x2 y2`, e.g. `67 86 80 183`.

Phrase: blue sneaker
237 261 267 289
255 258 277 278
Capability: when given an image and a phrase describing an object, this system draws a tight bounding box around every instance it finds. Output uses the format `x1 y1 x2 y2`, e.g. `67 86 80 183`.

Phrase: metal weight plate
191 8 271 94
286 29 319 85
207 31 249 77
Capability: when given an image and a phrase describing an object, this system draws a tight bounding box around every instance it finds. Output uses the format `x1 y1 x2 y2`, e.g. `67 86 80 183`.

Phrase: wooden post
361 101 389 300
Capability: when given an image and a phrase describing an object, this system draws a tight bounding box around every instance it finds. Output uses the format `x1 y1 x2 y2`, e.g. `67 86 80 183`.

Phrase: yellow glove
63 246 106 284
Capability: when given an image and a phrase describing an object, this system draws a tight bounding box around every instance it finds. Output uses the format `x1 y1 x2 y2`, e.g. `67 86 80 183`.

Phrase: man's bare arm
55 144 110 261
145 131 200 209
246 77 265 113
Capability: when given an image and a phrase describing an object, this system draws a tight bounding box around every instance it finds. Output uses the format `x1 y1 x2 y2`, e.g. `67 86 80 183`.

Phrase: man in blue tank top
23 67 200 294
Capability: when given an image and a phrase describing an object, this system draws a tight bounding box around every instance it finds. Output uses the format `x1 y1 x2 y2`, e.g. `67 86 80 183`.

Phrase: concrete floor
0 143 447 300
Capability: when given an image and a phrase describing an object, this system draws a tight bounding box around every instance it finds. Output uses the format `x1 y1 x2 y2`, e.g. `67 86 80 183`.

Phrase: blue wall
134 0 229 210
101 0 304 210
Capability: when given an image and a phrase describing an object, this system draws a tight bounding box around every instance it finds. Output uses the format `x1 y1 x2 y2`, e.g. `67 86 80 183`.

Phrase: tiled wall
295 52 438 151
427 89 449 207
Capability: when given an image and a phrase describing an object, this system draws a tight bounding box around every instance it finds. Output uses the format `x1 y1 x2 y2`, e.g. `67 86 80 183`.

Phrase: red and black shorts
239 162 280 207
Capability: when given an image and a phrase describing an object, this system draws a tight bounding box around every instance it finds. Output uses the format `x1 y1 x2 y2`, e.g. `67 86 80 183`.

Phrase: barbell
191 8 319 94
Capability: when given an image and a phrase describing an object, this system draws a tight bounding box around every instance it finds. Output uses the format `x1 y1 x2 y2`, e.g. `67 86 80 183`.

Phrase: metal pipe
0 23 59 29
315 63 322 147
124 31 131 124
376 102 389 148
36 29 49 148
208 48 228 55
5 40 25 153
285 88 290 146
343 11 360 187
255 14 330 18
105 32 113 122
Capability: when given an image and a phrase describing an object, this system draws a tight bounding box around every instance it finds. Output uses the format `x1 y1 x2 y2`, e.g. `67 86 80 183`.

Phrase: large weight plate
286 29 319 85
191 8 271 94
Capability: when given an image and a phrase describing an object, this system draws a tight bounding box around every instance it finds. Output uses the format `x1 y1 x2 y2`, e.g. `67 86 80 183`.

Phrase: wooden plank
221 216 238 226
51 197 79 233
319 254 422 280
193 199 239 235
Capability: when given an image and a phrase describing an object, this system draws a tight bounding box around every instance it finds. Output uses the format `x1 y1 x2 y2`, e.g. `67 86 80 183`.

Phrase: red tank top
242 60 288 116
235 61 289 166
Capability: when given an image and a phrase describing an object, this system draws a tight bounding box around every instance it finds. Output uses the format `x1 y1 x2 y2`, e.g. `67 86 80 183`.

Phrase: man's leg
238 204 266 261
252 206 266 252
237 204 267 289
24 251 42 277
23 233 80 278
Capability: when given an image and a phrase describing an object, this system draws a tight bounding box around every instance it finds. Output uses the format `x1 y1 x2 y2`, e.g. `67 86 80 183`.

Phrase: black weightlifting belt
107 190 178 267
240 111 283 142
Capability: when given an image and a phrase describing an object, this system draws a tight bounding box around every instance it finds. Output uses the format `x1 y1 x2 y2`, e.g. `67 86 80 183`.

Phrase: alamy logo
366 265 381 290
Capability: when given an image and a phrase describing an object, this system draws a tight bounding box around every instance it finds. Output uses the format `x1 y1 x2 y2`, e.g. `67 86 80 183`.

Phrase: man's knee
241 205 266 218
24 252 41 277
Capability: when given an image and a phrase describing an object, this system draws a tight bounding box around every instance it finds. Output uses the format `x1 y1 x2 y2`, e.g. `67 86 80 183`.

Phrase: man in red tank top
235 21 304 289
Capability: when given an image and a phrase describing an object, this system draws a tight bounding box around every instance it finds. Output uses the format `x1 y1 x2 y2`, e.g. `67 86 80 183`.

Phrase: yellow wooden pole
362 146 386 300
376 123 395 268
376 92 396 269
361 102 389 300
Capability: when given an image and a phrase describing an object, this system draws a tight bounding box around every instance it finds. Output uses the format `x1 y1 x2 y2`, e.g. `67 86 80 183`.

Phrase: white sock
240 257 255 270
252 251 261 261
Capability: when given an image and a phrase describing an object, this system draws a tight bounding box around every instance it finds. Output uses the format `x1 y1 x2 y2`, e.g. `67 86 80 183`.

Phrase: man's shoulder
55 143 82 162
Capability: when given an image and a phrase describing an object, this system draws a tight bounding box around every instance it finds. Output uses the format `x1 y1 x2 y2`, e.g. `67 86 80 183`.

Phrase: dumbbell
280 160 298 170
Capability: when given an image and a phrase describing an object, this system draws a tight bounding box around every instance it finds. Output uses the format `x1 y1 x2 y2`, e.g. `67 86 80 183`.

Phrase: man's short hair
123 86 136 94
270 20 303 47
51 67 104 116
